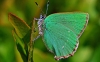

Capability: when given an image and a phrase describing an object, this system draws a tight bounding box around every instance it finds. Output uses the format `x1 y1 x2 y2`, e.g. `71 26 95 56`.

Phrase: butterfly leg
32 35 41 42
33 18 39 32
34 18 40 20
32 18 41 42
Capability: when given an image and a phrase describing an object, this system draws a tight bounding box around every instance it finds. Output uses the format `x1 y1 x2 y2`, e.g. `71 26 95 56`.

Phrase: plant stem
28 20 35 62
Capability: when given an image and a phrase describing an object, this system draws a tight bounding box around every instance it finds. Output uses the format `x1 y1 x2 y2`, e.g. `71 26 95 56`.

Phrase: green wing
44 13 89 38
43 13 89 60
43 22 79 60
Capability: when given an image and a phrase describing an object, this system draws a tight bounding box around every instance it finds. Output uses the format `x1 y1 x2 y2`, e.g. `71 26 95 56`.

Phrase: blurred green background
0 0 100 62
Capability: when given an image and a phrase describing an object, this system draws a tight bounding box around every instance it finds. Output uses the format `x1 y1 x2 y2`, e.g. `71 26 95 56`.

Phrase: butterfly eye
42 16 44 18
40 15 45 19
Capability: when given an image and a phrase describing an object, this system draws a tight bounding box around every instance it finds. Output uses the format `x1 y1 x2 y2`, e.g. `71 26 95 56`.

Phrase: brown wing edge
54 41 79 61
78 13 89 38
54 13 89 61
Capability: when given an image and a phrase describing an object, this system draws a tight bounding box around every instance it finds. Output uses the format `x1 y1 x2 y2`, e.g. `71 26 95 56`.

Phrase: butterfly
34 1 89 61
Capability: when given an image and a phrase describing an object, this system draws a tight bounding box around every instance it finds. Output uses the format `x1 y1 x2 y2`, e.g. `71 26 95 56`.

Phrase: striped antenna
35 2 44 14
35 0 49 15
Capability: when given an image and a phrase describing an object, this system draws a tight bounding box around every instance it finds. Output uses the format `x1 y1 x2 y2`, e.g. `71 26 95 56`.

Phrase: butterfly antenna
35 2 44 14
45 0 49 15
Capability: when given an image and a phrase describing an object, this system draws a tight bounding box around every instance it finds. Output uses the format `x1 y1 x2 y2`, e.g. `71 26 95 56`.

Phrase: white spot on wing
68 31 70 33
62 46 64 49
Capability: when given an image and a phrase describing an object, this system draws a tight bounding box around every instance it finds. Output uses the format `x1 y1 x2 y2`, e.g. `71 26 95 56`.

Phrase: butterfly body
37 14 46 35
36 12 89 60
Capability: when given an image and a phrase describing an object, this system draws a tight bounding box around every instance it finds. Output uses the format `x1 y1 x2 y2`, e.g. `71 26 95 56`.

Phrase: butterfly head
40 14 46 19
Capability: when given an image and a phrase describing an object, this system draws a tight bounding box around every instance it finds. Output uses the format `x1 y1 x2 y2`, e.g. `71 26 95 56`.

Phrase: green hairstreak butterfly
34 1 89 60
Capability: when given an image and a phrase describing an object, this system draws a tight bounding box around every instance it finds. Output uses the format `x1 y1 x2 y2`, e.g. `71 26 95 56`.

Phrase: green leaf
12 30 27 62
16 43 27 62
9 13 31 38
22 29 31 44
10 13 36 62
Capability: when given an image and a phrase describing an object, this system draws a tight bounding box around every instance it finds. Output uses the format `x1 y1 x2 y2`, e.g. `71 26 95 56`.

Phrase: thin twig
28 20 35 62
